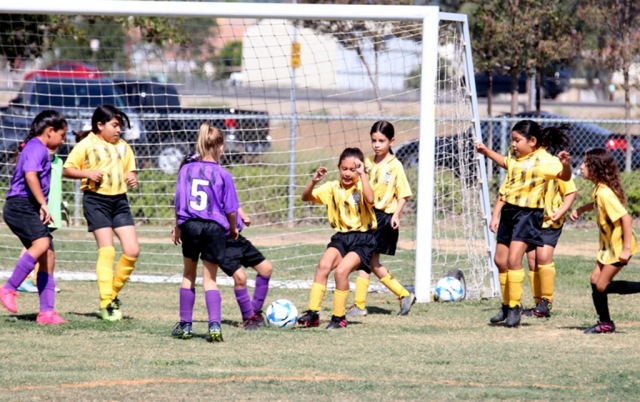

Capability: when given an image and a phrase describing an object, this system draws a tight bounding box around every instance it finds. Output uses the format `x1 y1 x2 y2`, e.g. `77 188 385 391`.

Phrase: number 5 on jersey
190 179 209 211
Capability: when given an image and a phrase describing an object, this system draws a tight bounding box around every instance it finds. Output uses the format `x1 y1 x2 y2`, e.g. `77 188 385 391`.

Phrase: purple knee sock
252 275 270 312
37 272 56 312
4 253 38 291
205 289 221 324
235 288 254 320
179 288 196 323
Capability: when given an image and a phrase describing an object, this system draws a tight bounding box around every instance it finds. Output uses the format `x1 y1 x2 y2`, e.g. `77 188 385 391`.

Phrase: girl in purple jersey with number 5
1 110 67 324
171 122 239 343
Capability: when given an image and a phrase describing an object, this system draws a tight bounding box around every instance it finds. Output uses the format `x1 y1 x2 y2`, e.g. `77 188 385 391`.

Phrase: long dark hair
76 104 131 143
370 120 395 155
14 109 67 163
338 147 365 166
512 120 572 155
584 148 626 204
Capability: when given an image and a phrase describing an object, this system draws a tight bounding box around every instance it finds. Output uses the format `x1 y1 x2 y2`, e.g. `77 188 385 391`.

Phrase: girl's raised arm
476 142 506 169
301 167 327 202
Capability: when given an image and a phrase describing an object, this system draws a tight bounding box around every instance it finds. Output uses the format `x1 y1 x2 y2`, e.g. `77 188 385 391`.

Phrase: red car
24 62 103 81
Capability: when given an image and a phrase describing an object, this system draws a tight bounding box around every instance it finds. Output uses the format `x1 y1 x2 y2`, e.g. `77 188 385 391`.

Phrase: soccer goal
0 1 499 301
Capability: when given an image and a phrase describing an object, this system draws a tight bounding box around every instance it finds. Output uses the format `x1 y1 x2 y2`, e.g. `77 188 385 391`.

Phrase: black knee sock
591 283 611 323
605 280 640 295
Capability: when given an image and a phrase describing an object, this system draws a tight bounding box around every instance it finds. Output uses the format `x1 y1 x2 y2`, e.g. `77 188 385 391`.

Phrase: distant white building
242 19 421 91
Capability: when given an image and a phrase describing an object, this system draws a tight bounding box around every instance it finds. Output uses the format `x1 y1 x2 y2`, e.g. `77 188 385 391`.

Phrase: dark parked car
113 79 271 173
474 67 570 99
494 112 640 172
395 111 640 174
0 76 145 173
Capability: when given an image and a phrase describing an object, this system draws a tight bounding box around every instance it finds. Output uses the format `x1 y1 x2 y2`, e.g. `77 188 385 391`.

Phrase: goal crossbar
0 1 437 21
0 2 499 303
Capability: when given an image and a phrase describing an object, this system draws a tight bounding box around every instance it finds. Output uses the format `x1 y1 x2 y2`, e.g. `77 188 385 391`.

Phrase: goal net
0 3 497 301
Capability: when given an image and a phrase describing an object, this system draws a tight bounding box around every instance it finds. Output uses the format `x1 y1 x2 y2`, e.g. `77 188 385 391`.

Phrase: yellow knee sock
380 273 410 298
538 263 555 302
507 269 525 308
32 264 40 285
354 277 370 310
308 282 327 311
499 272 509 306
528 271 541 305
113 254 137 298
97 247 116 309
333 289 350 317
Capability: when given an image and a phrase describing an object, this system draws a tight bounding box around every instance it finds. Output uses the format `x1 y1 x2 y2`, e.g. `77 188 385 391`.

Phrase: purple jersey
6 138 51 201
235 210 245 233
175 160 240 232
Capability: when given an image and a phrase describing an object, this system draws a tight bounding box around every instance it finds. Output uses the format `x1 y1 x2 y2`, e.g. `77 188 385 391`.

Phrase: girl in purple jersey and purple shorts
1 110 67 324
171 122 239 342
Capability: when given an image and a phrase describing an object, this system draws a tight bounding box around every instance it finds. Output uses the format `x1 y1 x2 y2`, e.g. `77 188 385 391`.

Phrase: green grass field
2 253 640 400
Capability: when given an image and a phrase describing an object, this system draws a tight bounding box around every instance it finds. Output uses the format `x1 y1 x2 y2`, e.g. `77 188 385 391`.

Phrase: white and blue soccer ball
266 299 298 329
435 277 464 302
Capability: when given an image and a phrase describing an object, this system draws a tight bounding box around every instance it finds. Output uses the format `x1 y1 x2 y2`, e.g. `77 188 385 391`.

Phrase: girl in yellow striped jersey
298 147 377 329
346 121 415 318
570 148 640 334
485 126 577 319
63 105 139 321
476 120 571 328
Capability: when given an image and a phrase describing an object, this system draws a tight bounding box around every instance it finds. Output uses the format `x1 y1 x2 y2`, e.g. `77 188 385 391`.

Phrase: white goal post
0 1 499 302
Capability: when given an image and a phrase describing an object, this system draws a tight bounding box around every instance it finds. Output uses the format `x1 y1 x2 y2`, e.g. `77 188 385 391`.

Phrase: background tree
525 0 580 115
579 0 640 171
299 0 414 112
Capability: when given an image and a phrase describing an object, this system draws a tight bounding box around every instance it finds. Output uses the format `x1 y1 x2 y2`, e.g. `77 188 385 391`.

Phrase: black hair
512 120 572 155
370 120 395 155
14 109 67 163
338 147 365 166
76 104 131 142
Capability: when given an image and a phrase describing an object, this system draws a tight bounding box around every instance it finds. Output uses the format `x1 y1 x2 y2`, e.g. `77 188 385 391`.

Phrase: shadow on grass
366 306 394 315
67 311 134 320
6 313 38 322
486 322 533 328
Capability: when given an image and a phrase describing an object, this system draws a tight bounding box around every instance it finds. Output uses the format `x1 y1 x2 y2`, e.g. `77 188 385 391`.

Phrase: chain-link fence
477 115 640 221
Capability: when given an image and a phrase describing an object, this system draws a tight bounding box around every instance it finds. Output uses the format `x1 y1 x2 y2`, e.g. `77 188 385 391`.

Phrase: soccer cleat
398 292 416 316
171 322 193 339
207 321 224 342
521 307 535 317
326 315 348 329
242 314 260 331
98 303 122 322
297 310 320 327
345 304 368 317
36 311 67 325
254 310 266 327
110 298 124 320
533 298 552 318
17 279 38 293
1 288 19 313
111 297 122 310
504 305 522 328
489 305 509 324
584 321 616 334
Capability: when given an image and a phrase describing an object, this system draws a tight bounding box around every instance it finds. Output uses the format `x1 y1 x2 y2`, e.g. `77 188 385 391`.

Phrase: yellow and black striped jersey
542 178 577 229
311 180 377 233
500 148 563 209
64 132 136 196
593 184 638 265
365 156 412 214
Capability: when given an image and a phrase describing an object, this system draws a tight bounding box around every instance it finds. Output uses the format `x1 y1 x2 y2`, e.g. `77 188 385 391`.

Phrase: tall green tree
579 0 640 171
524 0 580 114
299 0 416 112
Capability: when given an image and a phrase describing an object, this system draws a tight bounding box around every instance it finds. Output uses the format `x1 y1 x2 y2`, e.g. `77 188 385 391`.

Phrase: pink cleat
1 288 18 313
36 311 67 325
